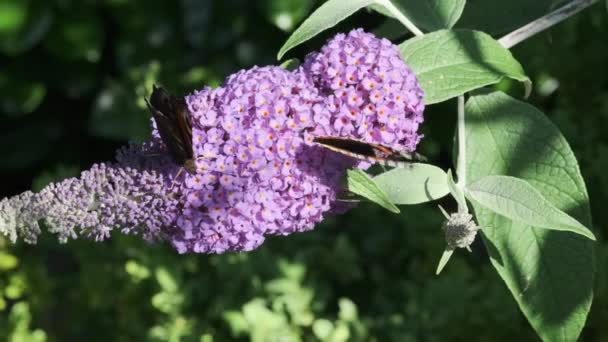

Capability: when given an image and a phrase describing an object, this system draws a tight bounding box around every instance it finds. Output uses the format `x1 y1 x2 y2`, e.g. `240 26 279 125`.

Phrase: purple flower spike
0 29 425 254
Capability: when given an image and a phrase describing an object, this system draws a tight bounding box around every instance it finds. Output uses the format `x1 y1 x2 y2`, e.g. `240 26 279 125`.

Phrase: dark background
0 0 607 341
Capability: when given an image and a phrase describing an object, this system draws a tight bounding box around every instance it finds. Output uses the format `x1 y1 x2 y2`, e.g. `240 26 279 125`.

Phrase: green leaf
312 319 334 340
466 175 595 241
435 248 454 275
399 29 531 104
338 298 358 322
371 0 466 31
373 163 449 204
465 90 594 341
279 58 301 71
0 0 26 34
0 251 18 271
155 267 178 293
277 0 375 59
346 169 400 213
446 169 467 213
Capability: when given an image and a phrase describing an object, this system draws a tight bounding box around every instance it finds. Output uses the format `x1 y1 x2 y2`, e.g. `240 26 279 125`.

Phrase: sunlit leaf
373 164 449 204
277 0 375 59
347 169 400 213
466 175 595 240
399 29 531 104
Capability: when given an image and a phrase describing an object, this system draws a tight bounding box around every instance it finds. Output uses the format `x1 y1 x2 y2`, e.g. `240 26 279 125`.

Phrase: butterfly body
146 85 196 173
312 136 425 168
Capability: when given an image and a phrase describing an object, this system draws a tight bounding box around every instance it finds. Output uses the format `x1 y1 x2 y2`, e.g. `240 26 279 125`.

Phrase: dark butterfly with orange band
312 136 426 167
146 85 196 174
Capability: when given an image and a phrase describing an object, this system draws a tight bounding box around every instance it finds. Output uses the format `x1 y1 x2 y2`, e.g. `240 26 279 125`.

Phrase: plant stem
498 0 599 48
456 96 466 189
378 0 424 36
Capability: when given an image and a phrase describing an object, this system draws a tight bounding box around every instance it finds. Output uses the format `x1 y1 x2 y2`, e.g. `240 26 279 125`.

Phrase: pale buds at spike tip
441 211 480 251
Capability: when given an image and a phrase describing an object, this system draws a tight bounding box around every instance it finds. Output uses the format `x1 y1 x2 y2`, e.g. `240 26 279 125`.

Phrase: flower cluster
0 29 425 253
301 28 424 152
170 66 356 253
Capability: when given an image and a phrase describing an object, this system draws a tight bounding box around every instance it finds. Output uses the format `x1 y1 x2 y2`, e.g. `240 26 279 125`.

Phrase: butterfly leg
168 167 185 192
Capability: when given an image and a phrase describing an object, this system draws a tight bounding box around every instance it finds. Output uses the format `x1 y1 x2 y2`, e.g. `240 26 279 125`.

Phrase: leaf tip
584 229 597 241
524 79 533 99
276 48 286 61
436 249 454 275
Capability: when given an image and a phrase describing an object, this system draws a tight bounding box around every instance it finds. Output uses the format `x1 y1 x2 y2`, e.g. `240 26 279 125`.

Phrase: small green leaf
399 29 531 104
277 0 375 59
446 169 467 213
347 169 400 213
0 251 18 270
279 58 300 71
338 298 358 322
373 163 449 204
223 311 249 335
466 175 595 241
435 248 454 275
371 0 466 31
312 319 334 340
155 267 178 293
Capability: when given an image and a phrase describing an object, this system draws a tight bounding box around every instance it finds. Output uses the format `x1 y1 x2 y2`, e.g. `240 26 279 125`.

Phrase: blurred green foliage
0 1 607 341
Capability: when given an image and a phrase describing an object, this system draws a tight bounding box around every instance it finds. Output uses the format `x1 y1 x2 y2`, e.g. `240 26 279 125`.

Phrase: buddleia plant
0 1 601 341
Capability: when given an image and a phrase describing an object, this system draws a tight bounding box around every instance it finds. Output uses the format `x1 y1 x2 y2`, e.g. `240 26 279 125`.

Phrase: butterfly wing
312 137 379 157
312 136 424 167
147 85 194 170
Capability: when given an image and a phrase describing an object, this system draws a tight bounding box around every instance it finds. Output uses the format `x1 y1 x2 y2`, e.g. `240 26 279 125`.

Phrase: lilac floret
0 29 425 254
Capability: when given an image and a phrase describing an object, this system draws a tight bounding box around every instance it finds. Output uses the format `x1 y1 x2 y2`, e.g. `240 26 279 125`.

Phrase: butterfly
312 136 426 168
146 85 196 174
